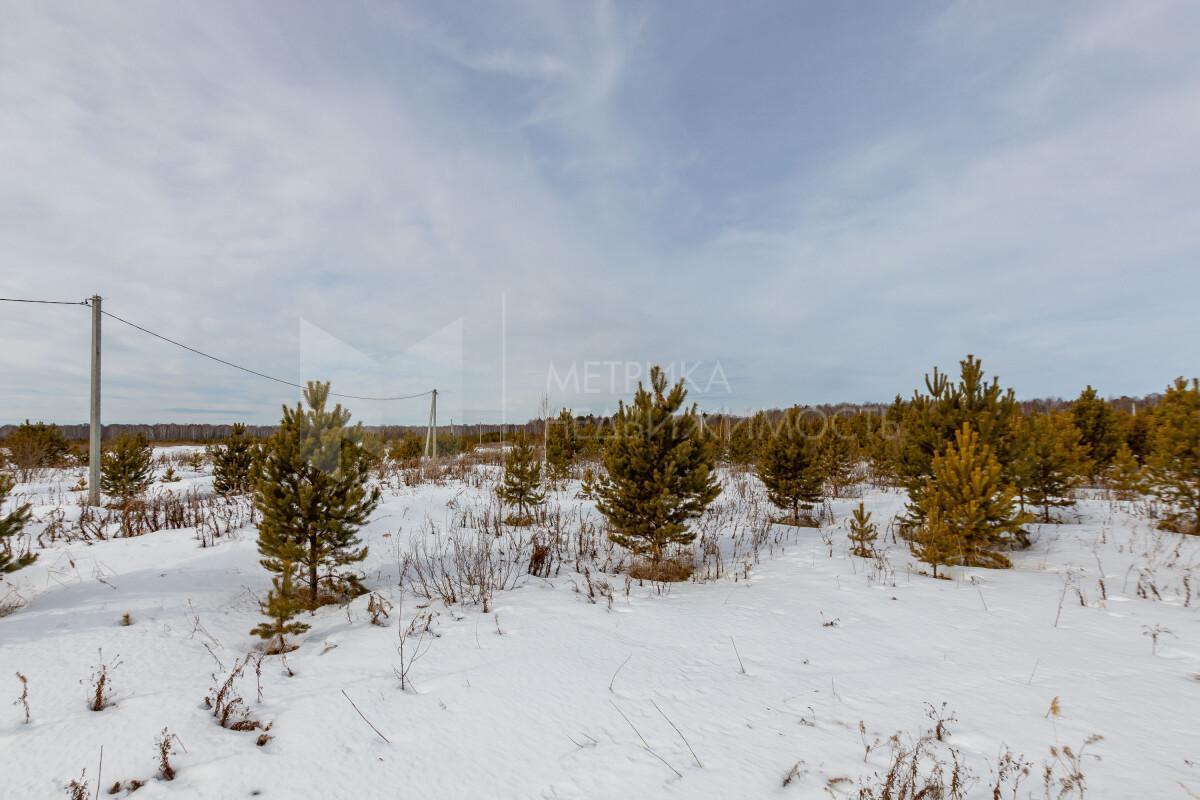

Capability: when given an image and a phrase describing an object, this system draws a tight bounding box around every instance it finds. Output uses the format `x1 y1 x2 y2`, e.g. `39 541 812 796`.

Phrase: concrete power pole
88 295 102 505
424 389 438 459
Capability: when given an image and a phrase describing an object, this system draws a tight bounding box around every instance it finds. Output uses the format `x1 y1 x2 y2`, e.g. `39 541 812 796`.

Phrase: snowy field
2 449 1198 799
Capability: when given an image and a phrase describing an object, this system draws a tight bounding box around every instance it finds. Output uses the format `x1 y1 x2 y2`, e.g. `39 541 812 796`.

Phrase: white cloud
1 1 1196 424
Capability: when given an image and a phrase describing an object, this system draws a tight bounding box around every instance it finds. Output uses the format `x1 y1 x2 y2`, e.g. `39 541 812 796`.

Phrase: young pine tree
250 564 310 653
847 501 877 558
1122 407 1154 464
100 433 154 505
1013 411 1090 522
909 506 958 579
578 466 599 500
756 408 823 525
726 417 762 465
597 366 720 570
908 422 1029 572
896 355 1020 495
255 382 381 611
817 427 859 499
1071 386 1122 481
1107 443 1145 501
3 421 70 482
0 473 35 574
544 409 578 486
496 434 545 524
209 423 259 495
1147 377 1200 534
387 434 424 463
866 401 905 488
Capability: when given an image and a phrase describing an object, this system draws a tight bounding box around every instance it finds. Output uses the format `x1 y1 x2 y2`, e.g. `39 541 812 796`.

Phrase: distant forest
0 392 1158 444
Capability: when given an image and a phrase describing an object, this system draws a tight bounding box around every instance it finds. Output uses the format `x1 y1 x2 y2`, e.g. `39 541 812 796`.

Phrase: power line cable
0 297 434 401
98 308 435 401
0 297 90 306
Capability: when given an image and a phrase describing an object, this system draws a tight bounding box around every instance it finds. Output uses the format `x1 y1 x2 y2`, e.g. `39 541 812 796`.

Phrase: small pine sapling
0 473 35 574
848 502 878 557
756 407 823 525
818 430 859 499
1012 411 1089 522
209 423 259 495
1147 377 1200 534
578 466 599 499
908 422 1029 572
910 507 957 579
255 382 380 610
544 408 578 487
1071 386 1122 480
100 433 154 506
3 420 70 481
1106 443 1145 501
250 566 309 654
597 366 719 576
496 434 545 524
387 434 424 464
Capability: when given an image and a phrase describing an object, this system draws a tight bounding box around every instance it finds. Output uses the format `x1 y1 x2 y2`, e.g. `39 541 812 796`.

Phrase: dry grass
0 588 25 618
770 509 823 528
14 671 30 723
366 592 392 626
86 652 120 711
402 519 528 612
40 489 256 545
854 730 972 799
204 655 265 732
156 728 176 781
66 773 88 800
628 556 694 583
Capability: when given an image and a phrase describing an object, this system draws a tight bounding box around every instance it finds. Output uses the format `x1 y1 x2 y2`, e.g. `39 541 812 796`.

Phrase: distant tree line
0 422 517 444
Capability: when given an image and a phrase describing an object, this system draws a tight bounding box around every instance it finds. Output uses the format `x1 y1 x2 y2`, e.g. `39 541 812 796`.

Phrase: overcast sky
2 1 1199 425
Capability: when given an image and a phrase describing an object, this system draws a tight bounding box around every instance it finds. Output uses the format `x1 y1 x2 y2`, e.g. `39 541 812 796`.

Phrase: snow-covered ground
2 452 1198 799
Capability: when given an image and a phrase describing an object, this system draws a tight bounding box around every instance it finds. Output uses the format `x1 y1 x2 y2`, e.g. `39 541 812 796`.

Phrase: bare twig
202 641 225 671
566 732 598 751
610 701 682 779
341 689 390 744
609 653 631 693
14 672 30 724
652 699 702 768
94 745 103 800
730 636 746 675
186 599 222 649
1054 573 1072 628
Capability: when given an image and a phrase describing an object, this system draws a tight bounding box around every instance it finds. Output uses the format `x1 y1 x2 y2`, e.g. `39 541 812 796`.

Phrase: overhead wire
0 296 434 401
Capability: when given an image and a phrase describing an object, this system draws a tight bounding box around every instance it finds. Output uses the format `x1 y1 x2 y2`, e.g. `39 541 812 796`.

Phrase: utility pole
88 295 102 506
424 389 438 459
